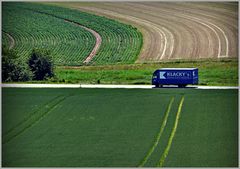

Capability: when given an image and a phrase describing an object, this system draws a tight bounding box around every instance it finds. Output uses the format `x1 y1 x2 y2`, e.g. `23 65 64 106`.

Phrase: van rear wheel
178 84 187 88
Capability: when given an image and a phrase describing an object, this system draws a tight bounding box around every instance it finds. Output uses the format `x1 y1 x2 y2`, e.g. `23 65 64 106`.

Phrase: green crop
2 2 143 66
2 88 238 167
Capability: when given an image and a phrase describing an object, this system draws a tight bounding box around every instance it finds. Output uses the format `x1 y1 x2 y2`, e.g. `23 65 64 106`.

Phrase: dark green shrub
28 49 54 80
2 47 32 82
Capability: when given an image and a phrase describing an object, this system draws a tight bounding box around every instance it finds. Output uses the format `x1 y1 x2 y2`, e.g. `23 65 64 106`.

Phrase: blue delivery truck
152 68 198 88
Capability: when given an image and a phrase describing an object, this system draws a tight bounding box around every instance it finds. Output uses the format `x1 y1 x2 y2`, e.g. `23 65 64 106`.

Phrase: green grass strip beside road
53 59 238 86
138 97 175 167
157 96 185 167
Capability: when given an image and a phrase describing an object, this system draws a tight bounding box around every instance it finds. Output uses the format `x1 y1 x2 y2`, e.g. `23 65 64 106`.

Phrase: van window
153 74 157 78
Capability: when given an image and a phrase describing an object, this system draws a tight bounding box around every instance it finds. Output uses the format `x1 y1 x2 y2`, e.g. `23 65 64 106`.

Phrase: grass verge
49 59 238 86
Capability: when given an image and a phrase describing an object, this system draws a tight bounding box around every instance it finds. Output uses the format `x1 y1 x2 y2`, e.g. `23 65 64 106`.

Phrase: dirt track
64 19 102 64
3 31 15 49
56 2 238 63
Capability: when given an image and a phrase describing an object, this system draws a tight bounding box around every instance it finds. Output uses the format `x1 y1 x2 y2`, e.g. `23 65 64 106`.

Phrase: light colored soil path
55 2 238 62
82 26 101 64
3 31 15 49
64 19 102 64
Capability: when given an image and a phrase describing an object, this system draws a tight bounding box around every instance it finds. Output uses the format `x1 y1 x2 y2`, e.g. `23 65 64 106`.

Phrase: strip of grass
2 88 238 167
52 59 238 86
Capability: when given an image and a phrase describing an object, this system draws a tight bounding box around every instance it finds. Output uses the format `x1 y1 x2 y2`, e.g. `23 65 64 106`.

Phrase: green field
2 2 142 65
2 88 238 167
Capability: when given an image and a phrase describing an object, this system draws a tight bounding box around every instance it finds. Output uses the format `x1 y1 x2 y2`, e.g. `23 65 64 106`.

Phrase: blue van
152 68 198 87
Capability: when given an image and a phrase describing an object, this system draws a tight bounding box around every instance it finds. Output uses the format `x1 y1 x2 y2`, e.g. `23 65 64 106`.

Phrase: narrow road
1 84 238 90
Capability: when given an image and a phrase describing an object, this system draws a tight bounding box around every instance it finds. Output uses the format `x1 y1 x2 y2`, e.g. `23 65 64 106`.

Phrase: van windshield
152 73 157 79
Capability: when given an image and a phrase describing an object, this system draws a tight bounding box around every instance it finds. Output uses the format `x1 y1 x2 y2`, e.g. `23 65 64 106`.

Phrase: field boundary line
157 96 185 167
138 97 175 167
2 95 67 145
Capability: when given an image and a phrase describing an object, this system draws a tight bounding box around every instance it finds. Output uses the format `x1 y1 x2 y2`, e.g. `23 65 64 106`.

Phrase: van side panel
154 69 198 85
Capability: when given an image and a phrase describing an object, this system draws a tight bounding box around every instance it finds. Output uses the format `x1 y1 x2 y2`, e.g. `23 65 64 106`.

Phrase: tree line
2 46 54 82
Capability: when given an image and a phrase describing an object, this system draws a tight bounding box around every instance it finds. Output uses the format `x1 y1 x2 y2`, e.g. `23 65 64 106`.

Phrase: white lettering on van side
166 72 190 77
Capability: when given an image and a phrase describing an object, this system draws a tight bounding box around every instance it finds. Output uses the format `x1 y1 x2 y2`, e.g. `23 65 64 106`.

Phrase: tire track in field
138 97 175 167
3 95 59 136
157 96 185 167
2 31 15 49
2 95 67 145
23 8 102 64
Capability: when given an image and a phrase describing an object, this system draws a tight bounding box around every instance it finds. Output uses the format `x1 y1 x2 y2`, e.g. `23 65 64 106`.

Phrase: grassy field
51 59 238 86
2 88 238 167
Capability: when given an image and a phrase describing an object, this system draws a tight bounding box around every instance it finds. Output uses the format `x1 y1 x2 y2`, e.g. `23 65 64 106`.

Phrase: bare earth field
54 2 238 63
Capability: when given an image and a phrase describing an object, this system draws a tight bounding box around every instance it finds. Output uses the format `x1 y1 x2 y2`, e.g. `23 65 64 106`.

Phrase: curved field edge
2 2 143 66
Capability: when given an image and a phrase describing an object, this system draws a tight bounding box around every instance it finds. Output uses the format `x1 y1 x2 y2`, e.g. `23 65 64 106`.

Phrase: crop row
2 3 95 65
2 2 143 65
2 32 10 48
22 2 143 65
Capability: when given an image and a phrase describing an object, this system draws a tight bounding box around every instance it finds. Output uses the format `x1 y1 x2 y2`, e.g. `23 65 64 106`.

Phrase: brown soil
50 2 238 63
64 19 102 64
4 32 15 49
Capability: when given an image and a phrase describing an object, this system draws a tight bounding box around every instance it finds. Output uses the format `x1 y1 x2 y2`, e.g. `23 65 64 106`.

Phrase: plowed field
57 2 238 63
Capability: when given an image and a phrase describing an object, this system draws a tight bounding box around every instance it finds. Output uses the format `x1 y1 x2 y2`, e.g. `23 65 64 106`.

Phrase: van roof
158 68 197 70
